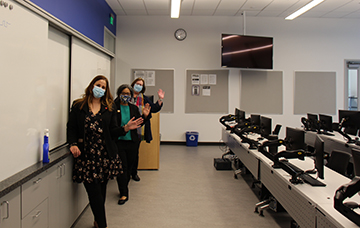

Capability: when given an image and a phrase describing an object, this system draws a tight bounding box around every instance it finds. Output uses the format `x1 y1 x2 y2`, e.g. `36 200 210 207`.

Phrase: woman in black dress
67 75 143 228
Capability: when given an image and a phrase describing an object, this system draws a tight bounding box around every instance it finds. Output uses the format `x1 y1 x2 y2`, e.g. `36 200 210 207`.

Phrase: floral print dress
73 111 122 183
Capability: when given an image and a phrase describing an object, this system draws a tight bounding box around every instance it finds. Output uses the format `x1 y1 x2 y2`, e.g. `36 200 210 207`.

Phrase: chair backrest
326 150 351 176
344 126 358 136
351 148 360 177
272 124 282 135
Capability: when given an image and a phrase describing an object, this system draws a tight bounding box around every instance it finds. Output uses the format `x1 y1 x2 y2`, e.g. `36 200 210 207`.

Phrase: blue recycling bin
186 131 199 147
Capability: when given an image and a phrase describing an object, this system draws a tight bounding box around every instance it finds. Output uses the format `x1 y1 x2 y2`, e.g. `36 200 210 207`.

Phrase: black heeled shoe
132 174 140 181
118 196 128 205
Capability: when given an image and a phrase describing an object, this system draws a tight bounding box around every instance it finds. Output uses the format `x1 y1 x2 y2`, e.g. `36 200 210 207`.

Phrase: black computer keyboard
300 173 326 186
280 160 326 186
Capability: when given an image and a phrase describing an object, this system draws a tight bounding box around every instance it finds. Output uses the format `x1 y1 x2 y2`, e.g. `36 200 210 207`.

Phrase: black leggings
116 140 139 197
131 141 141 177
83 180 108 228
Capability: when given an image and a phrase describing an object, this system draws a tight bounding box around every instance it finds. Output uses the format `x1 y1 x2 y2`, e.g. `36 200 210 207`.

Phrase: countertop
0 145 71 198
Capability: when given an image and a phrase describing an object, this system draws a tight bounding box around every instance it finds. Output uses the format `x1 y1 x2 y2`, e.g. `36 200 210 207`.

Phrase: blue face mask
133 84 143 93
120 94 132 104
93 86 105 98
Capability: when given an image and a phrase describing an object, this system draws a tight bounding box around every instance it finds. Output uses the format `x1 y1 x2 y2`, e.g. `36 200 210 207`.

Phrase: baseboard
160 141 223 146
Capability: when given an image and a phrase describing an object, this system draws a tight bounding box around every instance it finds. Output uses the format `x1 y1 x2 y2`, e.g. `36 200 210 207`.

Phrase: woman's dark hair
131 77 146 94
117 84 134 98
74 75 114 111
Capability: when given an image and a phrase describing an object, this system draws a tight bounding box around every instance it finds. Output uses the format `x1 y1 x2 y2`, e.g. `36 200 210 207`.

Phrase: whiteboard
0 0 49 182
46 26 70 150
71 37 111 102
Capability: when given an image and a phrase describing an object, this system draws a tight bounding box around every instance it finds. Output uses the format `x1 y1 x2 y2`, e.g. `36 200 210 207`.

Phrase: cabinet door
21 199 48 228
48 156 88 228
0 187 21 228
21 172 48 219
48 164 61 228
60 157 76 228
60 156 88 227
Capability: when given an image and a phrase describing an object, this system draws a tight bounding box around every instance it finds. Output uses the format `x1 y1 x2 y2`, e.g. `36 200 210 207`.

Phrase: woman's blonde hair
74 75 114 111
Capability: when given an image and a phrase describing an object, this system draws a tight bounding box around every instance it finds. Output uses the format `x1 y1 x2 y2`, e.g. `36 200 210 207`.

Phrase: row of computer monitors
233 108 360 180
233 109 277 137
235 108 360 137
307 110 360 136
306 110 360 136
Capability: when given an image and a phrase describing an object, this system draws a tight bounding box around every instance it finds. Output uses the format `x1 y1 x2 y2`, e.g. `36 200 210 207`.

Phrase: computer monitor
235 108 246 123
351 148 360 177
339 110 360 129
251 114 261 133
285 127 306 150
251 114 261 126
260 116 272 138
338 110 360 141
307 113 319 132
319 114 334 135
314 134 325 179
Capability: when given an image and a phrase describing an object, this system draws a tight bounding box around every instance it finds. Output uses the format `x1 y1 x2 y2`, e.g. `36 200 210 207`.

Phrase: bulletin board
240 70 283 114
132 69 174 113
294 71 336 115
185 70 229 113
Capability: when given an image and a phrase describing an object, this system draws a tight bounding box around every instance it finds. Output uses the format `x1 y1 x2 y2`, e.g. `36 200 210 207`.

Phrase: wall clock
174 28 187 41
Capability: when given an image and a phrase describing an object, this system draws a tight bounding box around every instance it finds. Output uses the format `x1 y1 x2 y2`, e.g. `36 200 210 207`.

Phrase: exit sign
109 13 114 25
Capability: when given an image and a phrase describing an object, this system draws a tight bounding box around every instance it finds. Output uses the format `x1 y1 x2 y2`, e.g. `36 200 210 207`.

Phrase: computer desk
222 128 260 180
222 127 360 228
305 130 360 161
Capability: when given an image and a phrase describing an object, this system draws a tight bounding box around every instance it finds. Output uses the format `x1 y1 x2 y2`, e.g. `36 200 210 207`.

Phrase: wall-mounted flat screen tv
221 34 273 69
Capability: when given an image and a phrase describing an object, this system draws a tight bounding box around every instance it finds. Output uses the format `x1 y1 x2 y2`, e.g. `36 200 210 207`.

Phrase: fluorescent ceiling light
171 0 181 18
285 0 325 20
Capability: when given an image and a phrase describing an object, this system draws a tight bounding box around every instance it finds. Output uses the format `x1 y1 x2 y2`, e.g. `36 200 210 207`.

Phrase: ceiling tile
144 0 169 10
344 11 360 19
106 0 360 19
258 10 286 17
216 0 246 10
241 0 274 11
213 9 241 16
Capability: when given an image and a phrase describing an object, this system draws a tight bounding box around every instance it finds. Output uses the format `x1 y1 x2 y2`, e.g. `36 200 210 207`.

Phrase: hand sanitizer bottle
43 129 49 163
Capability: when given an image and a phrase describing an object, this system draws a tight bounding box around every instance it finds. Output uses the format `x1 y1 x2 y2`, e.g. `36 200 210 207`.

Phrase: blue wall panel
30 0 116 46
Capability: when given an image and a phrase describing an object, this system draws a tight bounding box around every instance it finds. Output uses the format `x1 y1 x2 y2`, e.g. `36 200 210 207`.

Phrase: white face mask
93 86 105 98
134 84 143 92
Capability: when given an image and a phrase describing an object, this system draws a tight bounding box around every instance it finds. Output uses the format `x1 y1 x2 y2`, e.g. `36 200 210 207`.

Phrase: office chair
344 126 358 136
326 150 351 176
272 124 282 135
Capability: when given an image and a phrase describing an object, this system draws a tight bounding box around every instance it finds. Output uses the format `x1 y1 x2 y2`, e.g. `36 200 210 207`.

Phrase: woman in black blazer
114 84 151 205
130 77 164 181
67 76 143 228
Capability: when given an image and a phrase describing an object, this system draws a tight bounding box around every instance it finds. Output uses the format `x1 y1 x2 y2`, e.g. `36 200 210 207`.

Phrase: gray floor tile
72 144 293 228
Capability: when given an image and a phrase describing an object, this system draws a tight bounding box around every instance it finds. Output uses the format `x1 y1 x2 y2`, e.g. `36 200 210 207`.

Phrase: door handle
1 201 9 219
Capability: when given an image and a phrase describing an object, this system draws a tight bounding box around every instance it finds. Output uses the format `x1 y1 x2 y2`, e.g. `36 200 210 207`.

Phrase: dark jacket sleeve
144 95 163 113
109 103 127 139
67 102 81 146
129 103 150 126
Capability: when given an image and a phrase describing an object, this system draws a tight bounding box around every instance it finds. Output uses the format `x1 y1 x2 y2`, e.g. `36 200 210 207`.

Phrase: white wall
115 16 360 142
